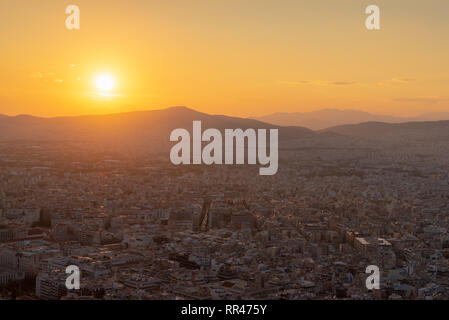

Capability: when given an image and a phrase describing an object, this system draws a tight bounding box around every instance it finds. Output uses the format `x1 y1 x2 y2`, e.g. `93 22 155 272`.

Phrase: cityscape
1 111 448 300
1 0 449 304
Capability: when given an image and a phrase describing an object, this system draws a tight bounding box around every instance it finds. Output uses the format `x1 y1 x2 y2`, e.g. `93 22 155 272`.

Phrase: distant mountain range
252 109 449 130
322 120 449 142
1 107 449 149
0 107 314 147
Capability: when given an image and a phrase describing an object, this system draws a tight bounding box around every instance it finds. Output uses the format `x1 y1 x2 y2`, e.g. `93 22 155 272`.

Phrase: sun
95 74 115 92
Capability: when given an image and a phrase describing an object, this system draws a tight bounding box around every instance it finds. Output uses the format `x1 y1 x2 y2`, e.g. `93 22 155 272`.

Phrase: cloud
278 80 358 87
278 77 416 87
330 81 358 86
390 78 415 83
279 77 415 88
29 72 43 79
29 71 63 84
394 97 449 104
377 78 416 86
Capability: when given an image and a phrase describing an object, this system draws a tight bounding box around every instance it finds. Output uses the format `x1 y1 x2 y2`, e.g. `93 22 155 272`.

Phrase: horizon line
2 105 449 120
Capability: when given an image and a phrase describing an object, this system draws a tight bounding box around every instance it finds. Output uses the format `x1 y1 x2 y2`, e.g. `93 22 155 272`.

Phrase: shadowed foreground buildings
0 137 449 300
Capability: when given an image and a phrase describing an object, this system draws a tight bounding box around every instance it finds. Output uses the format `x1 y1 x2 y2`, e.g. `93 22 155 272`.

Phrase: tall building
36 272 68 300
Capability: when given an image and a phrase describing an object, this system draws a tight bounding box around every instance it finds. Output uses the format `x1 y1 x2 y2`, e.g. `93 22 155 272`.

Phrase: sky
0 0 449 118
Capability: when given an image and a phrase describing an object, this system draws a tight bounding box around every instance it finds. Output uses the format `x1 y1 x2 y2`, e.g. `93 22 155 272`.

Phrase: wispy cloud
88 92 124 99
391 78 415 83
394 97 449 104
279 77 417 88
29 72 44 79
330 81 358 86
377 78 416 86
29 71 60 82
278 80 358 87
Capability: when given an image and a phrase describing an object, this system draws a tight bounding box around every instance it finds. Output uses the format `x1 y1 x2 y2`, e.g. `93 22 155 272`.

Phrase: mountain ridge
322 120 449 141
2 106 449 146
252 109 449 130
0 106 314 146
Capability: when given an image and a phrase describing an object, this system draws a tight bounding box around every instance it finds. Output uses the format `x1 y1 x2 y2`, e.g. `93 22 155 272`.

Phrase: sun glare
95 74 115 92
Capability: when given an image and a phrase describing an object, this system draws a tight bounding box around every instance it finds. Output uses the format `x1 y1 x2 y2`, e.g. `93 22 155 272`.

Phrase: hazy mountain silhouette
3 107 449 148
253 109 449 130
323 120 449 141
0 107 314 147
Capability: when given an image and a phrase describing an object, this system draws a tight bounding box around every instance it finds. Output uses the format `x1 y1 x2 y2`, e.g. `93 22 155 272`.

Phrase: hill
253 109 449 130
0 107 314 148
322 120 449 142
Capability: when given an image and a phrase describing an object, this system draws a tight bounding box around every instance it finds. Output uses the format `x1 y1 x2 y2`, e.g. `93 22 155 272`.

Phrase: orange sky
1 0 449 118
